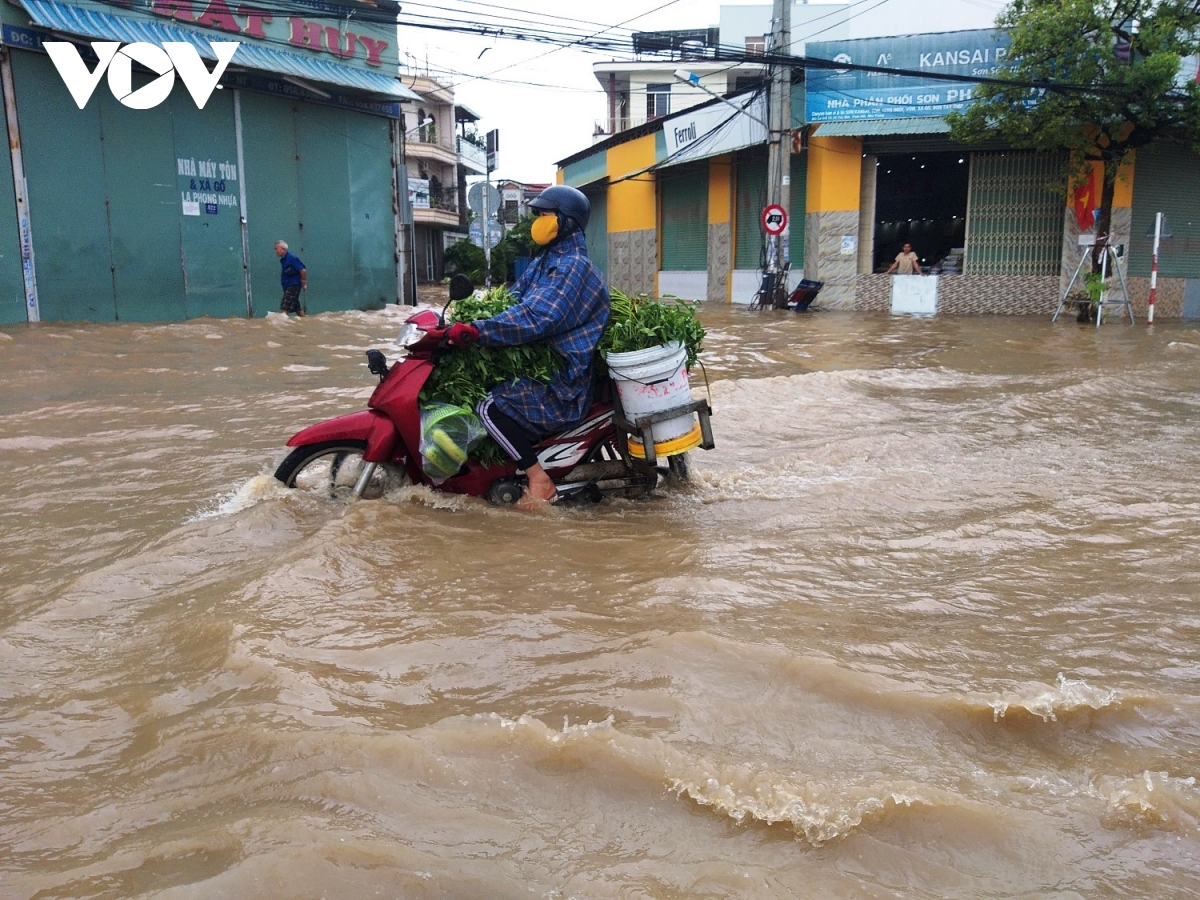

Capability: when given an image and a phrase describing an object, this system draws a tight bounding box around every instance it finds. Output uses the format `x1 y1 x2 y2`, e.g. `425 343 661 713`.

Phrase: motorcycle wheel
274 440 394 500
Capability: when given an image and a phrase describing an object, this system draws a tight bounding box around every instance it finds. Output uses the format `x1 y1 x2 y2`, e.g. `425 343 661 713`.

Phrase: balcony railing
457 137 487 173
413 191 458 216
405 125 454 153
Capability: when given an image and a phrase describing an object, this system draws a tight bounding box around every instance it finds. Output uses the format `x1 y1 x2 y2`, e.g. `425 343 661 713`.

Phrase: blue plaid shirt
475 231 609 435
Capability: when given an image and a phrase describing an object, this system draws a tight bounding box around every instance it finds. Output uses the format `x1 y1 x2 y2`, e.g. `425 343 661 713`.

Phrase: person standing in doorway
275 241 307 316
887 242 922 275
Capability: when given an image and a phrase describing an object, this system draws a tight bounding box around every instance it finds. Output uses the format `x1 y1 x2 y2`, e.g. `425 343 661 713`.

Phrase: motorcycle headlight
396 322 423 348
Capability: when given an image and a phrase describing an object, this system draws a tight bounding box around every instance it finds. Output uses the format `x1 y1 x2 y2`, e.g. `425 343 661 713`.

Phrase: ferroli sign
805 29 1011 123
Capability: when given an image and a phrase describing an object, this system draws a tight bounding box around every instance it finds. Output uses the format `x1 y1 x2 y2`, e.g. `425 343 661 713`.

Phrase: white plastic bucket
606 341 696 445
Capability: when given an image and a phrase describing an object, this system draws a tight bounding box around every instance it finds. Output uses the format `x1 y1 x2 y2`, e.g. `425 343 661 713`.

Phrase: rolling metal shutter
584 187 607 276
659 169 708 270
733 152 805 270
1129 142 1200 278
734 153 768 269
787 152 807 269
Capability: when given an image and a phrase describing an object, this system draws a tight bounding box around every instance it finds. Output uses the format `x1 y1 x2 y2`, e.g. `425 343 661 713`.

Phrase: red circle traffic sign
761 204 787 236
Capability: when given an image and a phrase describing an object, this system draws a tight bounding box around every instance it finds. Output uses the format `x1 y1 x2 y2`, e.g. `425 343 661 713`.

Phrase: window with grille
646 84 671 120
745 36 766 55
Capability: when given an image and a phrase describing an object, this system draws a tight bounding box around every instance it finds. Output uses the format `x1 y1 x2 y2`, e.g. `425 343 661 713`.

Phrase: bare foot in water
514 463 557 510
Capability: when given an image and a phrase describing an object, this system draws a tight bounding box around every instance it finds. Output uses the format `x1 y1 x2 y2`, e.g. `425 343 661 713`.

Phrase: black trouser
476 396 539 469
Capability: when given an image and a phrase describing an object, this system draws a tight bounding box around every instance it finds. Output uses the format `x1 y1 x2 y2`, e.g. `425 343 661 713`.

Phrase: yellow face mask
531 214 559 246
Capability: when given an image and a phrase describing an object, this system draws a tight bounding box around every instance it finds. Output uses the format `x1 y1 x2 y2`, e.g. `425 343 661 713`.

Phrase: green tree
488 214 536 285
444 238 486 285
947 0 1200 267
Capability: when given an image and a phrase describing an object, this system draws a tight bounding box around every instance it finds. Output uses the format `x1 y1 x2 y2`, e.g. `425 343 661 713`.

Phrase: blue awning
13 0 420 100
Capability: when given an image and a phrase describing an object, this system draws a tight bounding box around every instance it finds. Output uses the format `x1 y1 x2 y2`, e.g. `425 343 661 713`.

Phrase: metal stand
1053 239 1134 326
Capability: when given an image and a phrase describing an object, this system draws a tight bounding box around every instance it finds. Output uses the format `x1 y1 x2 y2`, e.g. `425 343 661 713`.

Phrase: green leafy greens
417 286 707 466
598 289 706 371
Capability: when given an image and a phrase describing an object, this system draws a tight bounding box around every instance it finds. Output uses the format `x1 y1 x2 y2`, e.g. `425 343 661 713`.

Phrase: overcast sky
397 0 1004 186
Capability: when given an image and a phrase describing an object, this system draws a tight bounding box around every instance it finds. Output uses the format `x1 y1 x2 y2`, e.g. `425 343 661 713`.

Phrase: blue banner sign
805 29 1011 123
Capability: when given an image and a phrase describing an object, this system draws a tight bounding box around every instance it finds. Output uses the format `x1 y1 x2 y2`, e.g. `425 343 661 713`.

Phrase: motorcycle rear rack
610 392 715 467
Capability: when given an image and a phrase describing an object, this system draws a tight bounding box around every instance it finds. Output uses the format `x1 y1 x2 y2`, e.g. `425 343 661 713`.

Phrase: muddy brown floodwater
2 305 1199 899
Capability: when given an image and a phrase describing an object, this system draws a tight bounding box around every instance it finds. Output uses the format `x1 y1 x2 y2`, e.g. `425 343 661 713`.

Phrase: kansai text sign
46 41 239 109
805 29 1011 123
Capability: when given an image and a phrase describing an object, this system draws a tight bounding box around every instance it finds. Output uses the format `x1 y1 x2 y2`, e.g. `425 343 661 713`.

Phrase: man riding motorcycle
444 184 609 506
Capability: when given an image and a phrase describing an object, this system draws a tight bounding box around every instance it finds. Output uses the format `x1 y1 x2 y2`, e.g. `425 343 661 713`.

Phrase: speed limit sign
761 203 787 236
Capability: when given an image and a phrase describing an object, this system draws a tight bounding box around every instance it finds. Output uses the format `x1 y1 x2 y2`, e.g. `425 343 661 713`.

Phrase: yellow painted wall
708 155 732 225
806 136 863 213
607 135 658 232
1069 156 1136 208
1115 153 1135 207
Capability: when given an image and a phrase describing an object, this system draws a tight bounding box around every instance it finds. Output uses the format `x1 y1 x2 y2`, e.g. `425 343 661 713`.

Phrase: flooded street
2 305 1200 898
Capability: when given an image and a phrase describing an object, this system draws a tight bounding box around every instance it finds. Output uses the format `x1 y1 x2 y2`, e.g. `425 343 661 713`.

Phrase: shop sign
31 0 397 73
805 29 1011 123
662 91 767 164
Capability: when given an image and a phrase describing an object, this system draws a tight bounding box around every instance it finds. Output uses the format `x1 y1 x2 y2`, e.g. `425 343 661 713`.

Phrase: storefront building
0 0 419 324
559 27 1200 318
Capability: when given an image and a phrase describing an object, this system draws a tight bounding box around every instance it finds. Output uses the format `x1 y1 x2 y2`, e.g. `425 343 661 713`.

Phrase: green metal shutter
787 152 807 269
1129 142 1200 277
295 104 355 316
964 151 1065 276
344 112 397 309
240 91 301 317
584 187 607 276
735 153 768 269
12 49 116 322
95 84 188 322
171 89 247 320
660 171 708 270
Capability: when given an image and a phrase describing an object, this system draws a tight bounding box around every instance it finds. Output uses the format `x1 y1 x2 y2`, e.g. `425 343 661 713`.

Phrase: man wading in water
275 241 307 316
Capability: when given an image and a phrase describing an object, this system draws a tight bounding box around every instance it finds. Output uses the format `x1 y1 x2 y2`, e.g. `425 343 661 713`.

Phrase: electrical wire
65 0 1128 102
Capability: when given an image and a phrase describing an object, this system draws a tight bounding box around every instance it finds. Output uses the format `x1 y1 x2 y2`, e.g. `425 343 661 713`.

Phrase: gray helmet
529 184 590 234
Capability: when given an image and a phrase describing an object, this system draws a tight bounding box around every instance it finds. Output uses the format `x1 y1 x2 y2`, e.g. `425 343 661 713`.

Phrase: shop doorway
872 151 969 274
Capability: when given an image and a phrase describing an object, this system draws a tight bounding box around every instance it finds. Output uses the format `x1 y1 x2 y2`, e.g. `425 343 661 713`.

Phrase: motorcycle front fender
285 410 401 463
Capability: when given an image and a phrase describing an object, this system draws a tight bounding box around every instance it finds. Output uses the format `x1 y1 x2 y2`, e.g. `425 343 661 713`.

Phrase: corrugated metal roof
16 0 420 100
814 117 951 137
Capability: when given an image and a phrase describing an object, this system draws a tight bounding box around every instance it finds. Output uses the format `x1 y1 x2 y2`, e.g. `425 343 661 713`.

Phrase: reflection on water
3 308 1200 898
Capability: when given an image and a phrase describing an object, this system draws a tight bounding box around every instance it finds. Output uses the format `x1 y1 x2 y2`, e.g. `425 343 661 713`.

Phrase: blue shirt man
274 240 307 316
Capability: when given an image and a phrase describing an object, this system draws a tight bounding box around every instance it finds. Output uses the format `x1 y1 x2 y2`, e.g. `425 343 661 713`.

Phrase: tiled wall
855 275 1063 314
608 229 658 297
804 210 859 309
707 222 731 301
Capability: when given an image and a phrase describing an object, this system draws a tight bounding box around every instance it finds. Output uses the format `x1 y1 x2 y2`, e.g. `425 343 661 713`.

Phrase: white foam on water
190 475 286 520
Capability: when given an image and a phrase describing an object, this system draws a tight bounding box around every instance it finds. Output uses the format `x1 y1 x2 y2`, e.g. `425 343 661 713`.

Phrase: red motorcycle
273 277 714 505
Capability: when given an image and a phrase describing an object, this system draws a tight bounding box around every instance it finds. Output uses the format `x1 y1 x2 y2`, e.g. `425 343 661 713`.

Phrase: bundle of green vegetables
598 289 705 372
417 285 706 465
418 285 560 466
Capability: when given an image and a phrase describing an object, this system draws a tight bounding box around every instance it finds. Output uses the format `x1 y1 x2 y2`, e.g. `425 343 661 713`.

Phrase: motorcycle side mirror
365 349 389 381
448 274 474 302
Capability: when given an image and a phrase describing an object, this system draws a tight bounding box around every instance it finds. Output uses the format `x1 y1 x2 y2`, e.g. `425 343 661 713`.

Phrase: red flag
1073 168 1098 231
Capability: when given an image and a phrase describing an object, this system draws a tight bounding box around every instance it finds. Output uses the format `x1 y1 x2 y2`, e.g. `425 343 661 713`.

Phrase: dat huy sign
47 0 398 72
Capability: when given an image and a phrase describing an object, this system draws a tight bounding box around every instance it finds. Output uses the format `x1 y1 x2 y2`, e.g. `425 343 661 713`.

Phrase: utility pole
484 129 499 288
766 0 791 306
